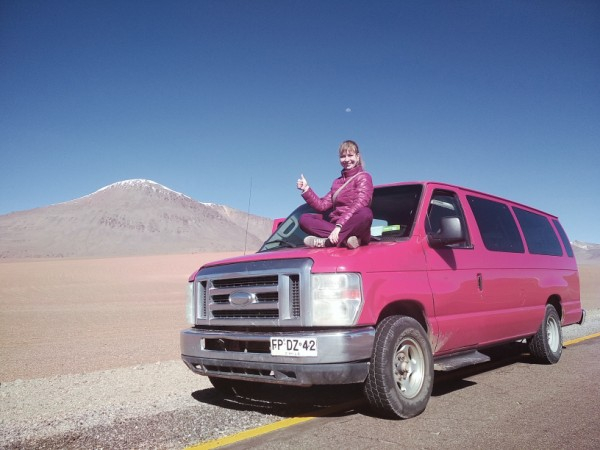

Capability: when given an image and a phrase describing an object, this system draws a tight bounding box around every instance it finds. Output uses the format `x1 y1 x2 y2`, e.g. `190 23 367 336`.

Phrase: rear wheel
364 316 434 419
528 304 562 364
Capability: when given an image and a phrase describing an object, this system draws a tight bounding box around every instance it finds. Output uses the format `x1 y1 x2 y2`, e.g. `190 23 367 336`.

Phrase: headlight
185 282 195 325
311 273 363 326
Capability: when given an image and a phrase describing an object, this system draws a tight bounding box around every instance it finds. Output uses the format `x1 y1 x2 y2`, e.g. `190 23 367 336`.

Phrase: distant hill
573 241 600 265
0 179 273 258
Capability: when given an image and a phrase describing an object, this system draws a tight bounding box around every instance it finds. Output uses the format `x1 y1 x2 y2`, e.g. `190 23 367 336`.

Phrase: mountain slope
0 180 273 258
573 241 600 265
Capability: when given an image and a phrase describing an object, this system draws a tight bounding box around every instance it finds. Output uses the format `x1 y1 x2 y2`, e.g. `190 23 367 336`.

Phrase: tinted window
467 196 524 253
513 208 562 256
553 220 574 257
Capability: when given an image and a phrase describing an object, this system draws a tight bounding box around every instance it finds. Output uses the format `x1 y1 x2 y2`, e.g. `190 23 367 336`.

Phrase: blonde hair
338 140 364 167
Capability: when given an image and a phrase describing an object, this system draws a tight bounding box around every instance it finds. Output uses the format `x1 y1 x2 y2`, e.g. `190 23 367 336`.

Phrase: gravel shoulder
1 361 205 444
0 359 291 449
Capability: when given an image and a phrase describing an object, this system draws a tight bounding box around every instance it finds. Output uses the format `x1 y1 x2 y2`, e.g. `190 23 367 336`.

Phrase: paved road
216 335 600 449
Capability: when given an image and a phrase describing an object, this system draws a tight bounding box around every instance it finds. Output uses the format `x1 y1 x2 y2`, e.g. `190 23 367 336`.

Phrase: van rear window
467 196 525 253
553 220 574 257
513 207 563 256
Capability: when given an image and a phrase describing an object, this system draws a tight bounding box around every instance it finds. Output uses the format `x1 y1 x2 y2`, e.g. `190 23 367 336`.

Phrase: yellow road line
188 331 600 449
187 399 363 449
564 331 600 346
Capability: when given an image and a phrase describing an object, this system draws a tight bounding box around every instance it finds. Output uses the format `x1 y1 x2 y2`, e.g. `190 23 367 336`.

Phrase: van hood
190 240 426 280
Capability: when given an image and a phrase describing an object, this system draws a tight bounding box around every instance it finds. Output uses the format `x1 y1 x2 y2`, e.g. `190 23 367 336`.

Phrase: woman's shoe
346 236 361 249
304 236 328 248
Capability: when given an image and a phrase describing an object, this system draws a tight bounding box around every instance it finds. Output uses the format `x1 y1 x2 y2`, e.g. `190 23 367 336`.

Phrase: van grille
213 309 280 319
194 259 311 326
212 275 278 289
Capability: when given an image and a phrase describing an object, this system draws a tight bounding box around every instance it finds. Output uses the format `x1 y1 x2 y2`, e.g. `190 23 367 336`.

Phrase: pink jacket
302 166 374 227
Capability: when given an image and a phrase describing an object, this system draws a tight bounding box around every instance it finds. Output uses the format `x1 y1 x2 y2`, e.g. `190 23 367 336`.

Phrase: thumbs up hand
297 174 309 192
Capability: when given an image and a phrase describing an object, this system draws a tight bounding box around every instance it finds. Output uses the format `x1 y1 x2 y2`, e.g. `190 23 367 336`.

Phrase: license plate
270 337 318 357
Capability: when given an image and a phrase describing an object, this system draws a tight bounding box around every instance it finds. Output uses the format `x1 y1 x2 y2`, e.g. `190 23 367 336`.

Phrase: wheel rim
393 337 425 399
546 315 560 352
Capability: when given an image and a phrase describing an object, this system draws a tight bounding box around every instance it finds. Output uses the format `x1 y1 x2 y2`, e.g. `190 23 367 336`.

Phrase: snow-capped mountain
0 179 273 258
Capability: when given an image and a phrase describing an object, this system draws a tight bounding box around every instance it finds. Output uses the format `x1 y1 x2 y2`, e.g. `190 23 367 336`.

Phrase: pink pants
299 207 373 247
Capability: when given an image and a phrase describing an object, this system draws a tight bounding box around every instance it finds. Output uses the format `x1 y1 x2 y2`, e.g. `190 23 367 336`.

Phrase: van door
422 188 486 354
465 196 544 344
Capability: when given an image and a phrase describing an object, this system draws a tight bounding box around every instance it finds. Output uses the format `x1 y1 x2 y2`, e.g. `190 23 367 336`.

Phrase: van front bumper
180 327 375 386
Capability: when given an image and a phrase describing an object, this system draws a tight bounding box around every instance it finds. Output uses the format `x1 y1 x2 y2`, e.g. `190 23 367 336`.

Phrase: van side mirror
428 216 466 248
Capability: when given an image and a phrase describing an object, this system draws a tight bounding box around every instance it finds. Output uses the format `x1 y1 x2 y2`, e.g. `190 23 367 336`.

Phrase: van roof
374 181 559 219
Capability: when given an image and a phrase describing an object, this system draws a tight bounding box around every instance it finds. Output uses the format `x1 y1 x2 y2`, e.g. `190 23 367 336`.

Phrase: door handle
477 273 483 291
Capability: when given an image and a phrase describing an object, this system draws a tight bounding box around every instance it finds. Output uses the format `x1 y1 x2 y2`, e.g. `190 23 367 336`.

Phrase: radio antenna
244 177 253 255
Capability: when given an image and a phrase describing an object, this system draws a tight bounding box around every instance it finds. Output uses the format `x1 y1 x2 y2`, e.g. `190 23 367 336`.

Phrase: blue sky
1 1 599 243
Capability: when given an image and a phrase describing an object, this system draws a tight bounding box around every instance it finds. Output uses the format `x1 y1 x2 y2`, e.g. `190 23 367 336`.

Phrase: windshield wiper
260 239 298 251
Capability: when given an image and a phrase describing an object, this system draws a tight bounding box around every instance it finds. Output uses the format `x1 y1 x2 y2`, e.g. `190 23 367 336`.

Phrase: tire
364 315 434 419
528 304 562 364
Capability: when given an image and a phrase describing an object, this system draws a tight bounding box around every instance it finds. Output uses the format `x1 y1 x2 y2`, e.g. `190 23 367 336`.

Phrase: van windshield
259 184 423 252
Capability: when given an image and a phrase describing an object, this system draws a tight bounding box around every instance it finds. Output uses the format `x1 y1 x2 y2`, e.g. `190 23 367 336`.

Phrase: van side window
467 196 524 253
553 219 574 257
513 207 563 256
426 190 470 248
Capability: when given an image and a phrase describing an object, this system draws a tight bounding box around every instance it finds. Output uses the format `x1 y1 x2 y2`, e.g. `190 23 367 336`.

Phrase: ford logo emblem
229 291 255 306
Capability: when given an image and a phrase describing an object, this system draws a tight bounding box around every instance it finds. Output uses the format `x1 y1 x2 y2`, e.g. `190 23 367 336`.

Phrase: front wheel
528 304 562 364
364 316 434 419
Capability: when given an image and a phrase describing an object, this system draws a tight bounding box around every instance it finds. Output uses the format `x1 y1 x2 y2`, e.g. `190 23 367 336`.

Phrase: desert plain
0 252 242 382
1 253 599 383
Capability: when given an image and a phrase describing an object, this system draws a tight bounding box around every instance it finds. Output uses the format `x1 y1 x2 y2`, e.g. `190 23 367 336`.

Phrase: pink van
181 181 585 419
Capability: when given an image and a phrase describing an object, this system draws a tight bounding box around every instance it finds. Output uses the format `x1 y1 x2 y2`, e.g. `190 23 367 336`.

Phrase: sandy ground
578 264 600 311
1 253 599 383
0 252 242 382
